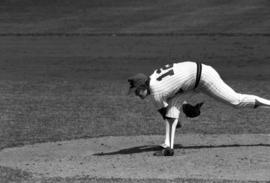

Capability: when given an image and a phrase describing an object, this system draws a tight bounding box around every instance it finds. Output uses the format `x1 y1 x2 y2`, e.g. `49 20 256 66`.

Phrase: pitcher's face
135 87 148 99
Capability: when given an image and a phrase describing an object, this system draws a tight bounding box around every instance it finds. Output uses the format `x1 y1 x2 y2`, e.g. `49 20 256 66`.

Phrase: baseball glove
182 102 204 118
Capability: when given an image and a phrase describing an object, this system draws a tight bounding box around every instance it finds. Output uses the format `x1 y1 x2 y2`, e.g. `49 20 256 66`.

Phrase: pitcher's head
128 73 150 99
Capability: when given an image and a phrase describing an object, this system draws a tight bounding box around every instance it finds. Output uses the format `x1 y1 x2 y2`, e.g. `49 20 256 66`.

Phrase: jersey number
156 64 175 81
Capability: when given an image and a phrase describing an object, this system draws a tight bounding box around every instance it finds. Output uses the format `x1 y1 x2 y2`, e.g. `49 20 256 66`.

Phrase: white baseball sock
164 118 178 149
254 96 270 109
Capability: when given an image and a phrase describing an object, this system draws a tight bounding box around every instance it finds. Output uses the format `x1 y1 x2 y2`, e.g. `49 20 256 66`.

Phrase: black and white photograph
0 0 269 182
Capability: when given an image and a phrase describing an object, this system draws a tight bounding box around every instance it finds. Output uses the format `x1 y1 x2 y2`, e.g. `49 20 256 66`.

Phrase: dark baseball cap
127 73 148 95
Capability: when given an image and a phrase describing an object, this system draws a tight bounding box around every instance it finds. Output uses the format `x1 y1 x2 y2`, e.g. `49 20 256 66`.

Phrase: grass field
0 35 269 182
0 35 269 150
1 0 269 34
0 0 270 182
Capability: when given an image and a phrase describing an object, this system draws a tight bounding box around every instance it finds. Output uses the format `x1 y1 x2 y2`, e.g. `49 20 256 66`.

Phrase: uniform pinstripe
150 61 197 118
199 64 268 108
150 62 196 113
147 61 270 149
150 61 270 119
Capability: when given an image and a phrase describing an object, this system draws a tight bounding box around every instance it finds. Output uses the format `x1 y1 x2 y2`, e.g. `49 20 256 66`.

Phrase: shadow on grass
93 143 270 156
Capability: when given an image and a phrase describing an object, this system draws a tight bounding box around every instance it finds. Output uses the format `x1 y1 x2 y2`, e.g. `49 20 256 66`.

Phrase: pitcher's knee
230 99 242 108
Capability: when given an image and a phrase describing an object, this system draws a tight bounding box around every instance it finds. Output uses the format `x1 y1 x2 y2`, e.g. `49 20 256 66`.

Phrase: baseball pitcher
128 61 270 156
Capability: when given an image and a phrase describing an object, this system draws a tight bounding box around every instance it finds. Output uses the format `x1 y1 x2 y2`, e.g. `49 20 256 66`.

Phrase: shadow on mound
94 143 270 156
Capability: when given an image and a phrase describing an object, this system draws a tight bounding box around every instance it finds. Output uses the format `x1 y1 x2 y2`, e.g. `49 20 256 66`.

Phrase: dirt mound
0 134 270 181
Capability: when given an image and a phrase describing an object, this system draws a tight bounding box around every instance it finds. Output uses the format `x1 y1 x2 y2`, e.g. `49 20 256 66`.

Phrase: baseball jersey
149 61 197 109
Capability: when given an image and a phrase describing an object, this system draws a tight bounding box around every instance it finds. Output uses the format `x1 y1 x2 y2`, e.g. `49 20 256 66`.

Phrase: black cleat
153 147 174 156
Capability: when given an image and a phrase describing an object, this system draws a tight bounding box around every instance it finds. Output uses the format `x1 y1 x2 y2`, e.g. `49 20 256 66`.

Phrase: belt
194 62 202 89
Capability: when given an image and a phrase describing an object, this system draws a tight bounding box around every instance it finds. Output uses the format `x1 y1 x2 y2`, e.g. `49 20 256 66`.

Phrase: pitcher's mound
0 134 270 181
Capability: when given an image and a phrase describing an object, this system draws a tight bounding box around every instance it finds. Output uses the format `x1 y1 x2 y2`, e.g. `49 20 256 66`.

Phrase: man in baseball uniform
128 61 270 156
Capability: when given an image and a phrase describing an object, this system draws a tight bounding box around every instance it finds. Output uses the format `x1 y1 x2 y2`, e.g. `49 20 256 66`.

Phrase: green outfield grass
0 36 269 151
0 35 269 183
0 0 269 34
0 0 270 182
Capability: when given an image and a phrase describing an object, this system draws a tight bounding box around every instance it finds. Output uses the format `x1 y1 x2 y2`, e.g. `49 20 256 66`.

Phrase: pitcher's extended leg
200 65 270 109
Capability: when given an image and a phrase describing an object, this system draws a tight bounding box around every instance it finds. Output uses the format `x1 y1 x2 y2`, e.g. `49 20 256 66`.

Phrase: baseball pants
166 63 270 119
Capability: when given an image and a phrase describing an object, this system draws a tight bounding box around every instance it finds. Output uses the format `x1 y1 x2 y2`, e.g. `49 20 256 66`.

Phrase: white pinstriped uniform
150 62 197 118
149 61 270 119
